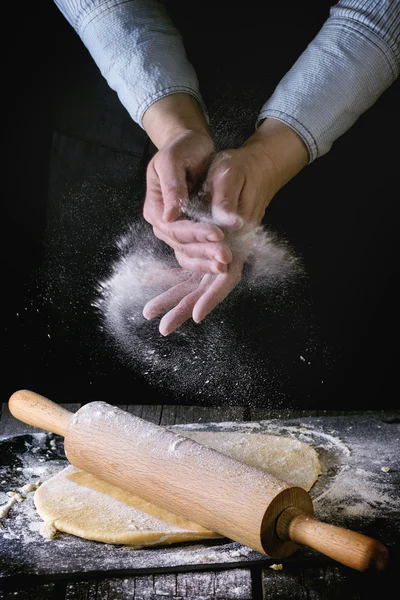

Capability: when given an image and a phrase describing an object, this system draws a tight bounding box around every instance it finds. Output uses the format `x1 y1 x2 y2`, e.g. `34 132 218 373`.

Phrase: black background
4 1 400 409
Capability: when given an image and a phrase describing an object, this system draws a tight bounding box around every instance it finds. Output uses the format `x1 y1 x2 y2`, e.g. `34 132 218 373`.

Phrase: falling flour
93 190 326 406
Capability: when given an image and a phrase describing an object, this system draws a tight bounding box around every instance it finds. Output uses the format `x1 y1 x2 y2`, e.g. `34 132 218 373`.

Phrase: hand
141 116 309 334
142 224 256 336
143 129 235 274
142 94 234 275
142 255 245 336
205 118 309 227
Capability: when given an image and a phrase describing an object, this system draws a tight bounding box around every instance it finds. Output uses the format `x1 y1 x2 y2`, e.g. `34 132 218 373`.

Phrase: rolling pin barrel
64 400 312 557
8 390 390 571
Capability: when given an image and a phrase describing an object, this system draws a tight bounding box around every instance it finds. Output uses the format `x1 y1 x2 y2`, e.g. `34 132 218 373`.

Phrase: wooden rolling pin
9 389 389 571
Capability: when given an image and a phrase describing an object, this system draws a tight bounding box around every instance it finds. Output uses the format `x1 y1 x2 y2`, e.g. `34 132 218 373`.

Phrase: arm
142 93 235 275
207 0 400 224
141 119 309 336
54 0 231 274
257 0 400 162
53 0 206 127
143 0 400 335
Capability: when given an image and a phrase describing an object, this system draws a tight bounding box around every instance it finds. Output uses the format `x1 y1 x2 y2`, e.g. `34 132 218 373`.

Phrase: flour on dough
34 432 321 546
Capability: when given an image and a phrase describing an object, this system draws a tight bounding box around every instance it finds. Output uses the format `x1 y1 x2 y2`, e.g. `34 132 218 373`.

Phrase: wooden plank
261 563 391 600
160 405 180 427
262 567 309 600
109 404 164 424
214 569 253 599
0 403 81 438
159 405 247 427
176 571 215 598
248 408 400 421
140 405 163 425
63 570 252 599
190 406 233 425
64 579 109 599
125 405 144 418
0 582 56 599
153 573 178 596
262 565 351 600
126 404 238 427
177 569 252 599
191 405 246 424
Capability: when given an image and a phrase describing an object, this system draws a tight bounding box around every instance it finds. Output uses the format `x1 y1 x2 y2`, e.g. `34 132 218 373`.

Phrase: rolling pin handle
276 506 389 572
8 389 73 437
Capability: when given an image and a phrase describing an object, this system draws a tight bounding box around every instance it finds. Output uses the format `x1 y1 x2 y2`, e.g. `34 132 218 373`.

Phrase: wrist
142 93 211 149
244 118 309 191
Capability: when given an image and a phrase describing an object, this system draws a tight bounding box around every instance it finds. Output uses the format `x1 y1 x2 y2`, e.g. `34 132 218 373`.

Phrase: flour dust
93 197 326 407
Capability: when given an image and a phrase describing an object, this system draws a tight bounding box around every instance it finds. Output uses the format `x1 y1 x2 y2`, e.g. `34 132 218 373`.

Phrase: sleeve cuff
58 0 208 128
256 18 399 162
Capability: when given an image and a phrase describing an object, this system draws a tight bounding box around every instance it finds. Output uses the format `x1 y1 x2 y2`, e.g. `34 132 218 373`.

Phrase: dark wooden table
1 402 399 600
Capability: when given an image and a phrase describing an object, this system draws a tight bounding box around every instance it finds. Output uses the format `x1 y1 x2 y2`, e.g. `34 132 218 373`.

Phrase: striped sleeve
53 0 207 128
257 0 400 162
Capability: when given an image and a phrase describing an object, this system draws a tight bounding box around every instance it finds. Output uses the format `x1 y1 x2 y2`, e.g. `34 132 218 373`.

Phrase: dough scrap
34 431 321 546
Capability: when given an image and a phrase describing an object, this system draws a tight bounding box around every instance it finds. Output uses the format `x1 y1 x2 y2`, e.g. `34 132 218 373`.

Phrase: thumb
158 167 189 222
209 167 243 230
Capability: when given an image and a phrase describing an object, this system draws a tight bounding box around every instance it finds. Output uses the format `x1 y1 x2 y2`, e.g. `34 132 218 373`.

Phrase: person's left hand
142 254 245 336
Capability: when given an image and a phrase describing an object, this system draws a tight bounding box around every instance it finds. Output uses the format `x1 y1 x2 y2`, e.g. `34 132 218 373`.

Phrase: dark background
4 1 400 409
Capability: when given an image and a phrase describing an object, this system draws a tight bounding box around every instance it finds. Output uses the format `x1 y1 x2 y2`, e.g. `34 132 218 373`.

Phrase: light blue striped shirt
54 0 400 162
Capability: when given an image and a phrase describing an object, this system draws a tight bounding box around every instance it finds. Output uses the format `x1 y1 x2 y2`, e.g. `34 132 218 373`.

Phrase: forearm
53 0 207 128
244 118 309 195
257 0 400 162
142 93 211 149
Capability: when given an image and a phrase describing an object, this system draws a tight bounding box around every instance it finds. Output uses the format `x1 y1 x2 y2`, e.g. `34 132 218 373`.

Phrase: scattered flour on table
0 434 63 544
173 419 400 528
1 421 398 575
313 464 399 521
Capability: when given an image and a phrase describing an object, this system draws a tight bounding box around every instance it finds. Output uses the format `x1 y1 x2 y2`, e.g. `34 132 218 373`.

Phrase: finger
233 188 266 225
209 166 244 230
159 275 213 336
156 164 188 222
142 268 193 286
154 227 231 263
178 242 232 264
153 220 225 245
142 274 202 320
176 253 228 274
143 166 165 225
192 263 243 323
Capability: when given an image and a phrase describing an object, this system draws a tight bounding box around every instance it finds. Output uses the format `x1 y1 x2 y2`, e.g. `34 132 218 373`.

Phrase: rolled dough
34 431 321 546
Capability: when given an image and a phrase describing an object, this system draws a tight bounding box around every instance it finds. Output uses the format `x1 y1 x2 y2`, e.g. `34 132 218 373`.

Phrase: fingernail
163 207 179 222
159 324 169 336
225 215 243 230
207 233 222 242
213 262 227 273
212 208 242 229
214 253 229 264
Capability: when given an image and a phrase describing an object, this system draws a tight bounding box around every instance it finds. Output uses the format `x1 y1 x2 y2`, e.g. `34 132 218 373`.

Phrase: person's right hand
143 129 236 274
142 94 236 275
